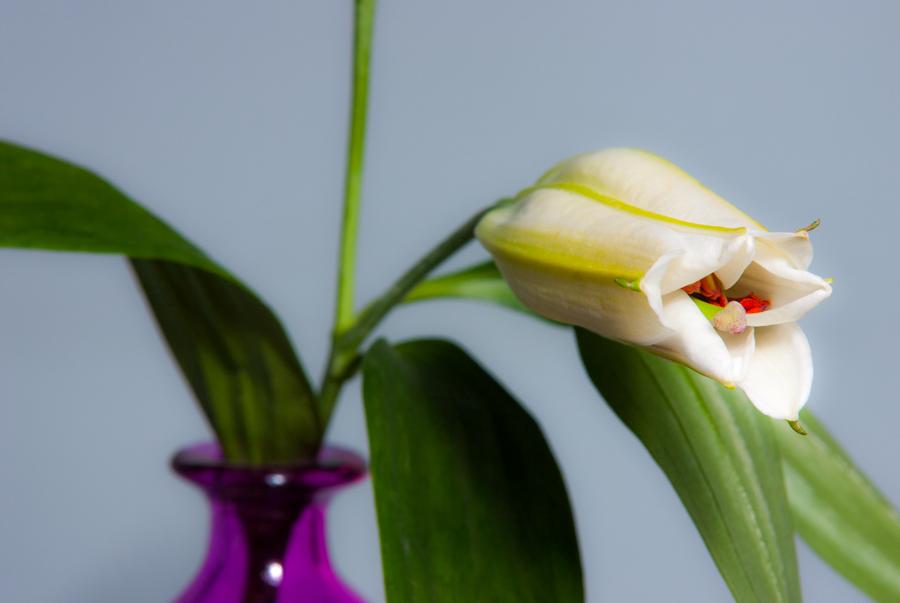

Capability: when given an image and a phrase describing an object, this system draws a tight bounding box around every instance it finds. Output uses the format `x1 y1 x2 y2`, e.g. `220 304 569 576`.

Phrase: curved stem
334 0 377 335
317 204 498 426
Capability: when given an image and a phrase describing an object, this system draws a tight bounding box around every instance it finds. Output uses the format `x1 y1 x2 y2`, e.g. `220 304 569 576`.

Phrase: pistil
712 301 748 334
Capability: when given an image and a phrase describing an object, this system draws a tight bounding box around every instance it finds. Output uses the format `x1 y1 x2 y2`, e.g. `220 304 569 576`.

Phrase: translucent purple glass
172 443 367 603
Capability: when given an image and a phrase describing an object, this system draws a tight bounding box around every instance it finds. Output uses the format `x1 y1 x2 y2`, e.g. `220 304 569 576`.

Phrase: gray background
0 1 897 601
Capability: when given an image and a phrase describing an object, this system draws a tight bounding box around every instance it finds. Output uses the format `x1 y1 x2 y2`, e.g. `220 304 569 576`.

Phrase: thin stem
334 0 377 334
317 204 499 426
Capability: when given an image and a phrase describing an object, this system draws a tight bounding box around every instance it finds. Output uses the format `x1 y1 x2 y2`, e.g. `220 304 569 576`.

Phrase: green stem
334 0 377 335
317 204 498 426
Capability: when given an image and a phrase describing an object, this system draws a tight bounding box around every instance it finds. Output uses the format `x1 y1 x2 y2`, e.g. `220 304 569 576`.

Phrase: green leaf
362 338 583 603
411 249 900 600
404 260 534 315
0 139 319 462
577 329 801 603
776 410 900 602
132 261 320 462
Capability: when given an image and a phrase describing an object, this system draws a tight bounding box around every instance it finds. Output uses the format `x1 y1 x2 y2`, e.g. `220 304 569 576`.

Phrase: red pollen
732 293 770 314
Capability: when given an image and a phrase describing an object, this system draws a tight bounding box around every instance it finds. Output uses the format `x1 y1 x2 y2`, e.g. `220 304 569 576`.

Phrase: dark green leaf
132 261 319 462
577 329 801 603
362 338 583 603
776 410 900 602
0 139 319 462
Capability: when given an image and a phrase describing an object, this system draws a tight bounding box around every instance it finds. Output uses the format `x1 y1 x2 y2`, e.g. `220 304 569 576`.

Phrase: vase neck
172 443 366 603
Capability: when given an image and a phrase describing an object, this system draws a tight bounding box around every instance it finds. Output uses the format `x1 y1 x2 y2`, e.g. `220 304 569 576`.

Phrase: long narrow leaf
362 338 583 603
577 329 801 603
0 140 318 461
408 252 900 599
775 411 900 602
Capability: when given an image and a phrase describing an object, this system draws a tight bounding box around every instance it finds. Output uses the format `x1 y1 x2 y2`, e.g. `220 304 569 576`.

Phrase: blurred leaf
404 260 533 315
132 261 320 462
776 410 900 602
362 338 583 603
0 139 319 462
577 329 801 603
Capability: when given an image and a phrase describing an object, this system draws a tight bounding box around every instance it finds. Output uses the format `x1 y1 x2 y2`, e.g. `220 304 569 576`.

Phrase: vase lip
172 442 367 494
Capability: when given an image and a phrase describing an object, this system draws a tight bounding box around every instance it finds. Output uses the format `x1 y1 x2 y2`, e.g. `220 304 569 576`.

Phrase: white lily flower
476 148 831 422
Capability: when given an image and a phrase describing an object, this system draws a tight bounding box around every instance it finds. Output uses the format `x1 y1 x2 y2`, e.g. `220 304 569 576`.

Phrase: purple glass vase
172 442 367 603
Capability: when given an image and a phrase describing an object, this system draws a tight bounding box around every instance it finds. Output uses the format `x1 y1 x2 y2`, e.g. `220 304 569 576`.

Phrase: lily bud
476 148 832 420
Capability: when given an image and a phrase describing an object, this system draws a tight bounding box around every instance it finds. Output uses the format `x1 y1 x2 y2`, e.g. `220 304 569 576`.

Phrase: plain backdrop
1 1 897 602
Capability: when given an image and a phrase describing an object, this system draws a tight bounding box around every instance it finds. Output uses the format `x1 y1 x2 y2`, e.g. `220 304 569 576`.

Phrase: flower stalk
317 205 497 426
317 0 499 432
334 0 377 336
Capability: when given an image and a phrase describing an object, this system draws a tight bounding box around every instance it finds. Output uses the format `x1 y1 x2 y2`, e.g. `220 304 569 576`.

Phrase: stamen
682 274 728 307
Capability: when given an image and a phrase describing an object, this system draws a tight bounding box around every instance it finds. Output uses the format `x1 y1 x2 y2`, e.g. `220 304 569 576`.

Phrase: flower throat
683 274 770 313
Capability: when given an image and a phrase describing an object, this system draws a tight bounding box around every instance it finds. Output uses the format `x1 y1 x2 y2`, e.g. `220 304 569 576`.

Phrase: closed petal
478 187 761 384
738 323 813 420
539 148 763 230
479 191 672 345
487 245 671 346
477 187 752 285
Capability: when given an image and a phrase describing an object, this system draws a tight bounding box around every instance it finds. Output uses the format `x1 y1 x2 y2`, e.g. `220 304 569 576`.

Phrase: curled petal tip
787 419 808 436
796 218 821 234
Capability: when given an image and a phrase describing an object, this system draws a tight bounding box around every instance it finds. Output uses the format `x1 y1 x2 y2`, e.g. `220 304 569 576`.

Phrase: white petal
478 187 754 290
738 323 813 420
490 251 672 346
639 239 758 385
738 243 832 327
539 148 764 230
643 285 754 386
477 187 682 278
651 233 756 293
479 189 756 376
721 327 756 382
754 230 814 270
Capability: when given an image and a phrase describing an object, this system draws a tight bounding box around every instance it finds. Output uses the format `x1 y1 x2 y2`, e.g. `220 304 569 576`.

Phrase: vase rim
172 442 367 494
